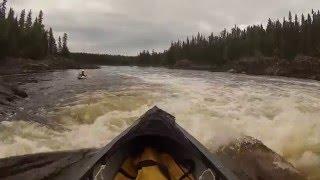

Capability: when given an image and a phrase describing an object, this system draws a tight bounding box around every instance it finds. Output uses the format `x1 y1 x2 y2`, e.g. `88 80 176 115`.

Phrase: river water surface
1 66 320 179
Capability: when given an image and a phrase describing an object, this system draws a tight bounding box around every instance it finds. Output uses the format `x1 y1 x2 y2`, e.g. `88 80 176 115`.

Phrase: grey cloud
8 0 320 55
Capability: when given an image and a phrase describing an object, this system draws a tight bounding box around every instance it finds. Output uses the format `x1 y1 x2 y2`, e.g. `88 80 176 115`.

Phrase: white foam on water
0 67 319 178
134 69 320 178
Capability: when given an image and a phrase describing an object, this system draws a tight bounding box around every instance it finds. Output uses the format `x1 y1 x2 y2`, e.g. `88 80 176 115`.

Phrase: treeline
71 53 135 66
0 0 70 60
138 9 320 66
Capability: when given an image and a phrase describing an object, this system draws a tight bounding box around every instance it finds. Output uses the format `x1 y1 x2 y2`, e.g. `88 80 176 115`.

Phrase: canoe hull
54 106 237 180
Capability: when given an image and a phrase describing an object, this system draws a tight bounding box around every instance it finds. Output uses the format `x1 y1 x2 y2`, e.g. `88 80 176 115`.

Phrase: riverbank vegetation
71 53 135 66
72 9 320 80
1 0 320 80
137 9 320 67
0 0 70 61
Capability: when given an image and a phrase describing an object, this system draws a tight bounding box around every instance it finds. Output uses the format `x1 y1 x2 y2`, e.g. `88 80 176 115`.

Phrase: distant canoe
78 75 87 80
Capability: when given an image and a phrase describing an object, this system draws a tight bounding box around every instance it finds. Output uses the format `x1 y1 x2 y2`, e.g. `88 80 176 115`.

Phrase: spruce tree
0 0 7 20
0 0 7 59
61 33 70 57
38 10 43 26
18 9 25 29
7 9 20 57
48 28 57 56
58 36 62 54
7 8 14 22
289 11 293 23
25 10 32 30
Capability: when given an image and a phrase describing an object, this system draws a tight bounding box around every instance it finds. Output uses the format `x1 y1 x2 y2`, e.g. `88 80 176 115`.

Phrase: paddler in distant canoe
78 70 87 79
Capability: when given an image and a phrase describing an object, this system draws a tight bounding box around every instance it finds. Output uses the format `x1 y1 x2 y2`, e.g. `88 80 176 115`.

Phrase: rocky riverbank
231 55 320 80
0 57 99 121
173 56 320 81
0 57 99 76
0 81 28 119
216 136 306 180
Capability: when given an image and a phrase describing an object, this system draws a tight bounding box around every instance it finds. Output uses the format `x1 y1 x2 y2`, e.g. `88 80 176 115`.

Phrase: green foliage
71 53 135 66
57 36 62 55
0 1 70 61
61 33 70 57
0 0 7 20
48 27 57 56
138 9 320 66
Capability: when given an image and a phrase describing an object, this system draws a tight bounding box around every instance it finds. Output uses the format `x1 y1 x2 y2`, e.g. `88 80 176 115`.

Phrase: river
0 66 320 179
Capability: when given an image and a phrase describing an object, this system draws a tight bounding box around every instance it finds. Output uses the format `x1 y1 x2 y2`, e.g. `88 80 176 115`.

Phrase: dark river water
0 66 320 179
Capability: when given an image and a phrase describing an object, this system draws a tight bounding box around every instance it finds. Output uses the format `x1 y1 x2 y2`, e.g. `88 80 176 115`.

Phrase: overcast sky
8 0 320 55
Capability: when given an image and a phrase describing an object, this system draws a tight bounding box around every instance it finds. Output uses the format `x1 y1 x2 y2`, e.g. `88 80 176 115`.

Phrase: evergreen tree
166 44 176 65
0 0 7 59
58 36 62 54
6 8 19 56
61 33 70 57
289 11 293 23
0 0 7 20
25 10 32 31
0 4 70 60
18 9 25 29
7 8 14 22
48 28 57 55
38 10 43 27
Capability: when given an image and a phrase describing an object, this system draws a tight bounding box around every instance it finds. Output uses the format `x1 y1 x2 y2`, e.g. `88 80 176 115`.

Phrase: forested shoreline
137 10 320 67
71 9 320 81
132 9 320 80
1 0 320 80
71 53 135 66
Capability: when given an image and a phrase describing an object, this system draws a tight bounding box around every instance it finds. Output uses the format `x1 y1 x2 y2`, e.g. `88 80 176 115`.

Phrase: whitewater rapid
0 66 319 178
